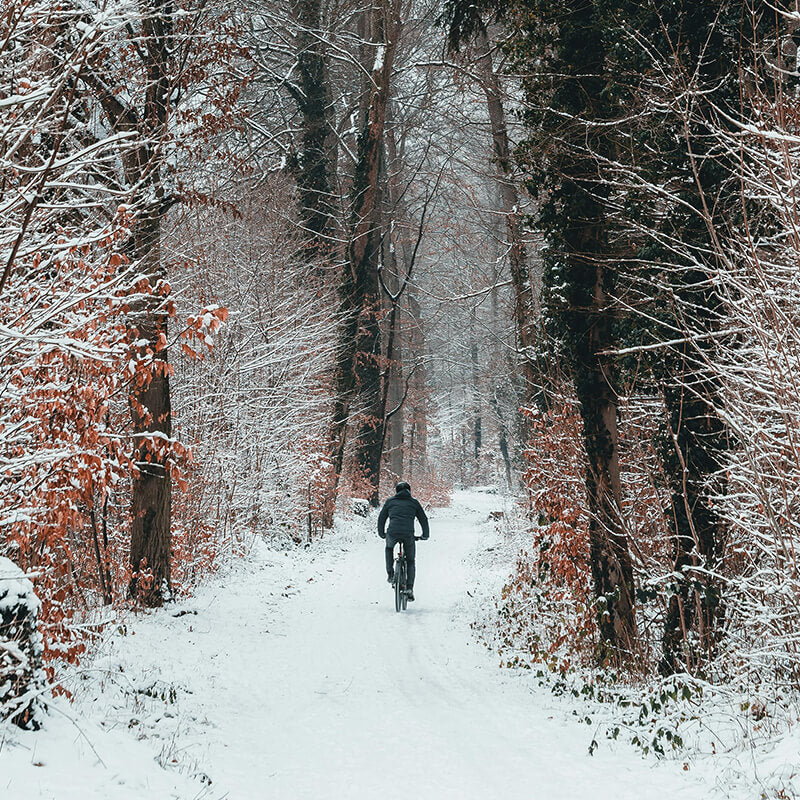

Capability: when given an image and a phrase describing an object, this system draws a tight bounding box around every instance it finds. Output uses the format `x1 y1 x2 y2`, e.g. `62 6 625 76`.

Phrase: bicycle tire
400 559 409 611
394 556 403 612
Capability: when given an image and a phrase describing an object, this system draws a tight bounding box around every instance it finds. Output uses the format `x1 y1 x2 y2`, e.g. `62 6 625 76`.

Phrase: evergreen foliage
445 0 795 673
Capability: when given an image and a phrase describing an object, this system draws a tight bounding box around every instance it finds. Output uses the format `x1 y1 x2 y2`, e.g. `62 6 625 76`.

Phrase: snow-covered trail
139 490 717 799
215 491 713 800
4 491 728 799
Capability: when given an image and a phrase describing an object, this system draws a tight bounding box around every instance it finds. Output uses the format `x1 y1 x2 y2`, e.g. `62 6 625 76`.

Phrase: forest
2 0 800 797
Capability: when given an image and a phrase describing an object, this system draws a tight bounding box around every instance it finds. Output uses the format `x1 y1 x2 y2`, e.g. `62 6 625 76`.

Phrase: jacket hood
395 488 412 499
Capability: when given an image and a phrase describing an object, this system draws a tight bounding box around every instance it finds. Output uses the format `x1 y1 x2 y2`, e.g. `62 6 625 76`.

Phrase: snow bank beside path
465 492 800 800
0 513 375 799
1 490 789 799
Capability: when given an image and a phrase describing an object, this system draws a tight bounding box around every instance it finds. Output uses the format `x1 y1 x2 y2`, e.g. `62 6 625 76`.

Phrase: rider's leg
385 534 396 579
405 535 416 590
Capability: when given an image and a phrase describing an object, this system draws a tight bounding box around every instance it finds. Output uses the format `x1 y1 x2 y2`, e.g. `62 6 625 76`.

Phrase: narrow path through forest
135 491 724 799
5 491 734 799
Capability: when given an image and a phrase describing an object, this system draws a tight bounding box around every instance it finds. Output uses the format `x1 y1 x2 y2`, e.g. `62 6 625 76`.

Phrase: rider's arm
378 501 389 538
415 501 430 539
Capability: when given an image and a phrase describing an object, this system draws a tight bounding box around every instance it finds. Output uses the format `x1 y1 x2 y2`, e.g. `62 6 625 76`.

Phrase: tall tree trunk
83 0 175 604
575 249 636 655
382 122 408 481
322 0 399 524
470 323 482 461
474 27 537 403
128 211 172 605
291 0 336 266
129 1 174 606
353 230 384 506
383 221 405 479
540 0 637 657
386 335 404 478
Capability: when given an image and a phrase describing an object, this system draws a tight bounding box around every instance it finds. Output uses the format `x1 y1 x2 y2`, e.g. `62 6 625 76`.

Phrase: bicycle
391 536 421 612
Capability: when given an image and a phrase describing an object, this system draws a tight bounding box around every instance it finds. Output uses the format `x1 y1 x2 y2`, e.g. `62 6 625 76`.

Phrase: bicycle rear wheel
394 557 404 612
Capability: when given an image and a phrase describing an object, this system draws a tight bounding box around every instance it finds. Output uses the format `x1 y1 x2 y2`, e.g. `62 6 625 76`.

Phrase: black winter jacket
377 489 429 539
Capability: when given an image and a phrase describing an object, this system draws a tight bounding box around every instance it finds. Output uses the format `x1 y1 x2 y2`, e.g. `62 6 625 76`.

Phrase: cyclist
378 481 429 601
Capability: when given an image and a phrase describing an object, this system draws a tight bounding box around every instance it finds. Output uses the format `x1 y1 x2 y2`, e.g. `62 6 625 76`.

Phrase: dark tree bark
83 0 175 605
128 1 174 606
383 124 407 481
373 250 407 493
322 0 399 523
386 315 405 478
380 206 405 480
290 0 336 266
368 129 437 498
353 239 384 506
128 213 172 606
574 246 636 654
506 0 637 657
353 104 423 502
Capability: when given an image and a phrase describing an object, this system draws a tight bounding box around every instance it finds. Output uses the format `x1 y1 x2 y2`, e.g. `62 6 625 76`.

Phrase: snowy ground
0 490 778 799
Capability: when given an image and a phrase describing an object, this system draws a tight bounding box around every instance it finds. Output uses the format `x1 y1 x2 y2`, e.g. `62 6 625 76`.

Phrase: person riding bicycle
378 481 429 602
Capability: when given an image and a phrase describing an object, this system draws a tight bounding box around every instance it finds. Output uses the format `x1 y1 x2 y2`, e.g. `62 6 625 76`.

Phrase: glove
378 532 386 539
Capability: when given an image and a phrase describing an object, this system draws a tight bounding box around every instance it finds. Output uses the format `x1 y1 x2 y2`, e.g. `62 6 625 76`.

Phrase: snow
0 492 784 799
373 44 386 74
0 557 41 617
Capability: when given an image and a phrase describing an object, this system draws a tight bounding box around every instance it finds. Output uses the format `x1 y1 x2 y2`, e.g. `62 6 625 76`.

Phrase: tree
602 0 782 674
81 0 242 604
287 0 338 267
459 24 537 404
82 0 182 605
451 0 638 656
323 0 402 515
0 0 179 656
